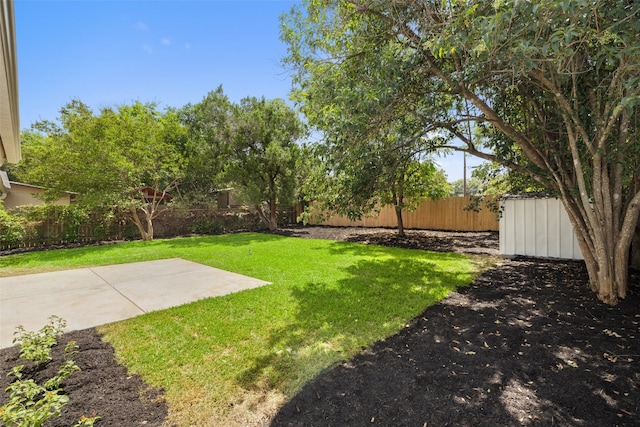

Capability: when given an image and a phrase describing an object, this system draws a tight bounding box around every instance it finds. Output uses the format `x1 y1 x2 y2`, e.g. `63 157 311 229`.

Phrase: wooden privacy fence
0 207 268 251
307 197 499 232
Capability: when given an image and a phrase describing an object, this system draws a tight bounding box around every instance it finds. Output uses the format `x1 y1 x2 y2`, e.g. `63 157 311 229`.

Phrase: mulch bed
1 226 638 427
0 328 167 427
271 256 640 427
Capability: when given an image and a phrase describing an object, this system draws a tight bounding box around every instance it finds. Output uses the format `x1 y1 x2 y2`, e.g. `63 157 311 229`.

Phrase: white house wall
0 0 21 165
500 198 583 260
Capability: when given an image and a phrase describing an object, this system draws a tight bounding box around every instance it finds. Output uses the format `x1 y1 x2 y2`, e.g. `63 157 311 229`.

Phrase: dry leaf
603 329 622 338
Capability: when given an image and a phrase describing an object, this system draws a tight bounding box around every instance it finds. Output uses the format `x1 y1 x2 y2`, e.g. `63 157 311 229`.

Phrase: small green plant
1 318 100 427
12 315 67 364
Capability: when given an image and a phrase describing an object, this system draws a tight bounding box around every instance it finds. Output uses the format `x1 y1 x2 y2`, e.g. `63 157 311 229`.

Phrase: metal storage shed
499 195 583 260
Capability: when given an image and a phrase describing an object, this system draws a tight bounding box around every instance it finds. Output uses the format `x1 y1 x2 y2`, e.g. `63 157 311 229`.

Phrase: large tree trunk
256 202 278 231
268 199 278 231
145 214 154 241
394 205 405 237
631 226 640 271
130 207 154 241
459 81 640 306
562 191 640 305
129 184 171 242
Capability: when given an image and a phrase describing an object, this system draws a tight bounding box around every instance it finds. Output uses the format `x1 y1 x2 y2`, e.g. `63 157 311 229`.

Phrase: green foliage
226 97 306 230
282 0 640 199
12 316 66 364
449 178 483 197
2 368 72 427
300 134 450 234
471 163 547 196
1 205 137 250
282 3 454 233
282 0 640 303
177 86 233 205
0 207 26 247
1 131 47 184
13 91 306 237
16 205 89 243
1 318 99 427
14 101 186 241
176 87 309 222
190 219 223 235
0 205 265 251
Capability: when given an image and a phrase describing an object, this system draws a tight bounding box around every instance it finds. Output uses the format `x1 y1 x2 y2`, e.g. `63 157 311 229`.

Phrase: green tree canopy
14 100 185 240
226 97 306 230
303 133 450 236
282 0 640 304
177 86 233 206
450 177 482 197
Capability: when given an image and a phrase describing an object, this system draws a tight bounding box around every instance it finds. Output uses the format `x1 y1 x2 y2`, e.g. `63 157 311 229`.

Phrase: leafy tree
282 0 640 305
450 177 483 197
177 86 233 206
226 97 306 230
470 163 546 196
13 100 185 241
377 147 450 237
1 130 47 182
303 134 450 236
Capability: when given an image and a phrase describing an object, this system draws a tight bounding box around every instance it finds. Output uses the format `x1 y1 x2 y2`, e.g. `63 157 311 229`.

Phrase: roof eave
0 0 21 165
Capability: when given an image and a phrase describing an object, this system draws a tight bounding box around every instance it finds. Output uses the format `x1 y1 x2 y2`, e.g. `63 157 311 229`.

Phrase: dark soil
0 328 167 427
2 226 639 427
275 226 500 256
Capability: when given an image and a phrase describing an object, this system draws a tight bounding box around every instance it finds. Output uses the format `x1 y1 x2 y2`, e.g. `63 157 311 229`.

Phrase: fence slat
307 197 498 231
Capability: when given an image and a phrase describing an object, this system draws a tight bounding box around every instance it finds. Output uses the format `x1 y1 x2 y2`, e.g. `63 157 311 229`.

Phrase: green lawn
1 233 488 426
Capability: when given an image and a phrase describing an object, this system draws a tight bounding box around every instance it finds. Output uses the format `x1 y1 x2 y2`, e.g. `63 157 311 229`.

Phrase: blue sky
14 0 479 181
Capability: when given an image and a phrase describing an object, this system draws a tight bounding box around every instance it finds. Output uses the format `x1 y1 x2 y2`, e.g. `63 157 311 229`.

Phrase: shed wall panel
500 197 583 260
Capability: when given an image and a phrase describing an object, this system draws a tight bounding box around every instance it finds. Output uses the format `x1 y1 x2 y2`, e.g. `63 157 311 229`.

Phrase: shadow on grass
163 232 286 248
269 259 640 427
235 250 474 395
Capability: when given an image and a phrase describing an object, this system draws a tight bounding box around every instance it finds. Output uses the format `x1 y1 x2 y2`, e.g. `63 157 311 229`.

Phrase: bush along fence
0 205 276 251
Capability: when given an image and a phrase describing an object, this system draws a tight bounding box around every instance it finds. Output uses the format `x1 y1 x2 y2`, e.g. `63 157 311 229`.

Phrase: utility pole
463 152 467 197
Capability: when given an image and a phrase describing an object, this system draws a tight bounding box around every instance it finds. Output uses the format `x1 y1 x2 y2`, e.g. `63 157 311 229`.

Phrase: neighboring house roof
1 180 76 208
501 192 554 200
137 186 173 203
0 0 21 165
8 180 59 191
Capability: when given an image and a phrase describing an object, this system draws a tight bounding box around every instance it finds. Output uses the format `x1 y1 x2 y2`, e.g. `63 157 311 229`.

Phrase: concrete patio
0 258 270 349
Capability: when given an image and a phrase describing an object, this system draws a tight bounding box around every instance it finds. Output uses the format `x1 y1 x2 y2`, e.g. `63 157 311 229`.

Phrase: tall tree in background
226 97 306 230
303 134 449 236
282 0 640 304
178 86 233 206
381 151 450 237
14 100 185 241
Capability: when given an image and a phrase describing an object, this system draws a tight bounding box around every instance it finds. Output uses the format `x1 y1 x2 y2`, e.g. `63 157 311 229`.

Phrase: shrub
17 205 89 242
0 317 100 427
0 207 26 248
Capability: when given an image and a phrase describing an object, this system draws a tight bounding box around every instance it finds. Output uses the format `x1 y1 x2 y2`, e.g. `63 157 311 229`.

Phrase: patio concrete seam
88 267 148 314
